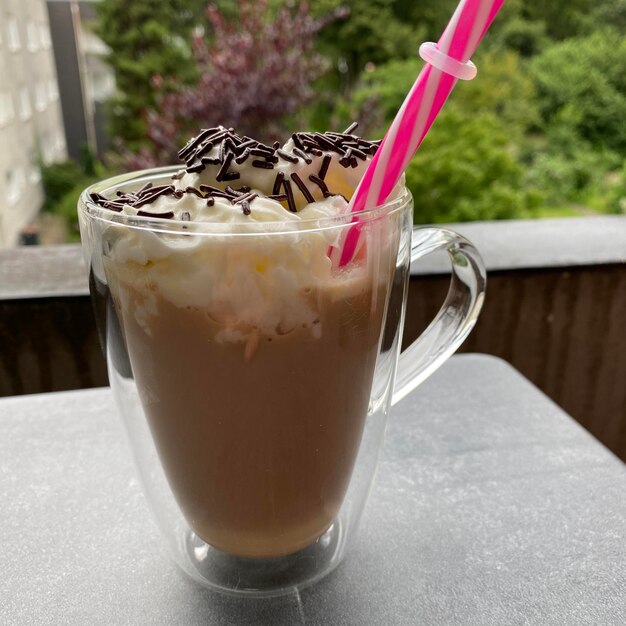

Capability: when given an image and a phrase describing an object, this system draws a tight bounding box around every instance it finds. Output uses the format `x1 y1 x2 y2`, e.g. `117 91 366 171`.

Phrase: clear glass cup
78 167 486 597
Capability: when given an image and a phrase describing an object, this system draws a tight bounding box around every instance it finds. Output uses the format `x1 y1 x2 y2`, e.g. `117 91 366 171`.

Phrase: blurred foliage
41 152 110 240
312 0 425 79
41 160 84 212
128 0 344 168
341 49 539 135
508 0 592 41
523 131 621 208
531 29 626 151
95 0 208 151
589 0 626 31
336 50 544 221
405 105 542 223
70 0 626 231
605 162 626 216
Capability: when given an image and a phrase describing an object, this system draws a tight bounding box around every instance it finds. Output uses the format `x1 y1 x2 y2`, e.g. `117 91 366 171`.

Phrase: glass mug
78 167 486 597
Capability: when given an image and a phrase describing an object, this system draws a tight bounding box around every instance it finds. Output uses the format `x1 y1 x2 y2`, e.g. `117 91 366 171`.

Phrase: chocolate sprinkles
215 152 234 182
234 192 258 205
277 149 298 163
272 171 285 196
283 178 296 213
237 138 256 152
137 210 175 219
290 172 315 204
318 155 331 180
137 182 153 194
292 147 312 164
93 123 380 219
178 128 217 160
250 147 274 158
185 186 204 198
291 133 304 150
101 201 124 212
309 174 331 197
134 185 176 208
235 148 251 164
268 193 288 202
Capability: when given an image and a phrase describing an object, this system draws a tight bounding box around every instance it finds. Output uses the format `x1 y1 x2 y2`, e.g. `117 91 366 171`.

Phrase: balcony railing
1 217 625 460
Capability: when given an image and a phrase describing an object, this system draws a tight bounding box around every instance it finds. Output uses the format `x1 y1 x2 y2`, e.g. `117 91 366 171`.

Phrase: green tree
508 0 592 40
95 0 206 150
40 161 84 211
531 29 626 152
312 0 425 80
590 0 626 31
41 157 111 240
488 15 548 57
340 48 539 137
605 162 626 215
405 105 542 224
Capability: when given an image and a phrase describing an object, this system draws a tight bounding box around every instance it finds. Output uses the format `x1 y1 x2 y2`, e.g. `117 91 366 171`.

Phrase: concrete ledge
0 245 88 300
412 216 626 275
1 217 625 299
1 220 625 462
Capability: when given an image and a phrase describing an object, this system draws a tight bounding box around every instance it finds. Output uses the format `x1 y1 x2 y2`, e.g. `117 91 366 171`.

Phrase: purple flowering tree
127 1 347 169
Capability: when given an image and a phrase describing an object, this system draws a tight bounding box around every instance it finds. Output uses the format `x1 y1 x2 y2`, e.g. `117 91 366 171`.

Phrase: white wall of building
0 0 67 248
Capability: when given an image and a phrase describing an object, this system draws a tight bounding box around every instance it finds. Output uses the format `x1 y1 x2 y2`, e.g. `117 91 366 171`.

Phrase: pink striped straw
337 0 505 266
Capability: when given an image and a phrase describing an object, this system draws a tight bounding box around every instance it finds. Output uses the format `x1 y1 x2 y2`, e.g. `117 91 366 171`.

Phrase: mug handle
392 227 487 405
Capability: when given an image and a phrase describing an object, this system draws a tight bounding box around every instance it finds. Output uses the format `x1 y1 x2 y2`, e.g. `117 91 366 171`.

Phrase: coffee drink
90 126 399 558
109 278 388 557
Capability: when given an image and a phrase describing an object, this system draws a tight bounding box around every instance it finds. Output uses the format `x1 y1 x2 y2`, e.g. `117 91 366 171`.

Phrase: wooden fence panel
404 265 626 460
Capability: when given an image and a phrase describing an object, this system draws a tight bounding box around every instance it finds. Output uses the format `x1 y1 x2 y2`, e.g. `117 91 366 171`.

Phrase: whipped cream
88 127 403 342
178 136 372 211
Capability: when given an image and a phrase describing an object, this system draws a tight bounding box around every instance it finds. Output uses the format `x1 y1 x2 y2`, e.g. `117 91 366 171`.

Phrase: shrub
312 0 426 79
41 161 84 212
405 105 542 224
531 29 626 151
40 156 111 241
342 49 539 138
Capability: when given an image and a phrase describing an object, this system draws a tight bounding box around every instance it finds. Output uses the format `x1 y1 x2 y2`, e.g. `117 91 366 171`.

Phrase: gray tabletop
1 354 625 625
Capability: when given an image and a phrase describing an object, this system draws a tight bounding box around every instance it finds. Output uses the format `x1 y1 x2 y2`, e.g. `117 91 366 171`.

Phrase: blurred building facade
0 0 113 248
46 0 113 162
0 0 67 248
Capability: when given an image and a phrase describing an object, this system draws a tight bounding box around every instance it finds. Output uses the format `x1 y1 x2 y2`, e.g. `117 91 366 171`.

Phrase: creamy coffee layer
114 280 389 557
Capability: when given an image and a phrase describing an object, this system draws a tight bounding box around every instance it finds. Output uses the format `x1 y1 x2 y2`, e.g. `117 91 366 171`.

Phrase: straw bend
419 42 477 81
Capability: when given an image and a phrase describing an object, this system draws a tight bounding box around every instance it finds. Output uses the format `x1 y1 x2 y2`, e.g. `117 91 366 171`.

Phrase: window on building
6 168 25 205
27 21 39 52
41 135 55 165
35 82 47 112
0 92 15 125
6 17 21 51
18 87 31 120
29 164 41 185
39 24 51 49
91 70 116 102
47 79 59 101
55 131 66 157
